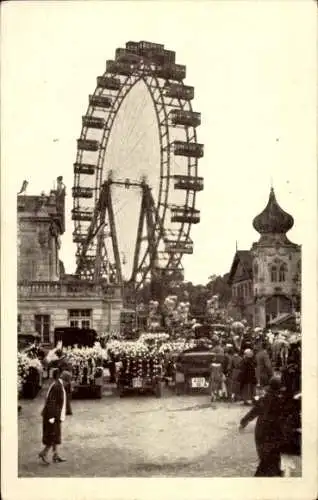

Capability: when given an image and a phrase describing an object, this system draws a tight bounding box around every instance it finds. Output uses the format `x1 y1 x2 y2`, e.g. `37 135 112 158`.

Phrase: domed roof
253 188 294 234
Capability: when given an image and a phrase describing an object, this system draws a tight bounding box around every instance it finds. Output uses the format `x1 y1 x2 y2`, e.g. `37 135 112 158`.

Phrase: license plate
132 377 143 388
191 377 208 388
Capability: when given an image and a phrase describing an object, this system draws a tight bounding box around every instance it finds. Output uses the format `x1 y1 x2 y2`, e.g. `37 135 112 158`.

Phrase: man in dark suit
239 375 301 476
239 376 283 476
39 368 67 465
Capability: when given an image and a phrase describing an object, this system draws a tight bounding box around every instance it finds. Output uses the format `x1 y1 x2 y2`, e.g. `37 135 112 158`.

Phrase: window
270 265 278 282
279 263 287 282
17 314 22 333
69 309 92 329
34 315 50 343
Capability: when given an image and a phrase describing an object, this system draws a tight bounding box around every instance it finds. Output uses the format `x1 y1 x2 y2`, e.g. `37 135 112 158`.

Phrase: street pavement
18 384 301 477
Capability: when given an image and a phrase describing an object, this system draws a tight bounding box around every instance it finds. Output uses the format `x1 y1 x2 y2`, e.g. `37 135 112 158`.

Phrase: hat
269 375 282 391
244 348 253 358
60 370 72 383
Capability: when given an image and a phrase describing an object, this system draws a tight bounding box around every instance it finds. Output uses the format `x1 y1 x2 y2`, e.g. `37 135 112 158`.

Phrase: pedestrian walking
38 368 67 465
239 376 284 476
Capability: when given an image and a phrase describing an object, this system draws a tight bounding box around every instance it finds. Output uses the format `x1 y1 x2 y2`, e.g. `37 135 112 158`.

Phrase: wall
18 191 64 282
18 296 123 344
252 244 301 298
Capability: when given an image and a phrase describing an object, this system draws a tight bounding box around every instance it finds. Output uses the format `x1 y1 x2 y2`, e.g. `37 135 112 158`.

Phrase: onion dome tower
253 187 295 246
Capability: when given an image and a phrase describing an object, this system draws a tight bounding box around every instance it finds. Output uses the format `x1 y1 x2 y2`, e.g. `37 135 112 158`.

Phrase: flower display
63 343 108 385
158 339 196 355
106 338 164 379
17 352 31 393
107 340 149 359
138 333 170 344
29 357 43 372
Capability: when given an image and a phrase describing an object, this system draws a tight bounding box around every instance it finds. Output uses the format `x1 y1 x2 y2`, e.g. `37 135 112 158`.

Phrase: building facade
228 188 301 327
17 178 123 345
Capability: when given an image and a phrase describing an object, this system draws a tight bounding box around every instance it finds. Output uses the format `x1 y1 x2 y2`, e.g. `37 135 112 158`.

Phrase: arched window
279 263 287 282
270 265 278 282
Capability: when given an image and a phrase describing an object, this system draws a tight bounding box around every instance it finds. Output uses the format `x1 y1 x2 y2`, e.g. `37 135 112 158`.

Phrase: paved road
18 386 300 477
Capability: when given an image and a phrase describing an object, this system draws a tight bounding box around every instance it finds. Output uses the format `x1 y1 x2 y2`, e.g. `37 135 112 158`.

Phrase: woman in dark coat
39 368 67 465
239 349 257 404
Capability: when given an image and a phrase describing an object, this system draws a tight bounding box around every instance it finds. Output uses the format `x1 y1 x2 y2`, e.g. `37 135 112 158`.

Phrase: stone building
17 178 123 345
228 188 301 327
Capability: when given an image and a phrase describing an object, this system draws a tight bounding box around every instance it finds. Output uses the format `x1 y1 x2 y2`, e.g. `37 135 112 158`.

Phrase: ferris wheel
72 41 204 291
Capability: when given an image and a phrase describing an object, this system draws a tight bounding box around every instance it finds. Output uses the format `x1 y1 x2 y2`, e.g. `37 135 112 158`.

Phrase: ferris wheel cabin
82 116 105 130
89 95 112 108
97 76 121 91
71 209 93 222
72 186 93 199
164 84 194 101
106 60 135 76
164 241 194 254
169 110 201 127
173 175 204 192
125 41 176 65
173 141 204 158
154 64 186 82
77 139 99 152
171 207 201 224
73 163 96 176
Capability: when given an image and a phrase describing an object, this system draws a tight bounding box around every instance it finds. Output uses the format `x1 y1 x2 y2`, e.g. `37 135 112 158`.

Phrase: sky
2 1 316 285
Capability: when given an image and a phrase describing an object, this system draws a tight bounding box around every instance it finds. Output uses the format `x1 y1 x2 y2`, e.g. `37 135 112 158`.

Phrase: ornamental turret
253 187 294 235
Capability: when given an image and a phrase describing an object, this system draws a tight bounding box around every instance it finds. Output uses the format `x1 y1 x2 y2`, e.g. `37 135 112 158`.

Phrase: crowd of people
189 325 301 406
200 324 301 477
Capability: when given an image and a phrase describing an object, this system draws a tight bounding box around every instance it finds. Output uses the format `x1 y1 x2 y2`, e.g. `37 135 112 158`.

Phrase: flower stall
63 343 108 399
109 340 164 397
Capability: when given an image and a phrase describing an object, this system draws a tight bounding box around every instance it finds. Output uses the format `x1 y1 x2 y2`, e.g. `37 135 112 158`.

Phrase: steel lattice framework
72 41 204 291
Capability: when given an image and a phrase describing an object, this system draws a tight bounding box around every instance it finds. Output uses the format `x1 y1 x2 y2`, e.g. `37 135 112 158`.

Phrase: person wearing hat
238 348 257 405
255 339 273 389
39 368 67 465
228 349 242 402
239 376 284 476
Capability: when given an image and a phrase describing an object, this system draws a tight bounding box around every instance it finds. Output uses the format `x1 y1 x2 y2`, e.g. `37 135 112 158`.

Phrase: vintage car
116 354 164 398
174 342 214 395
